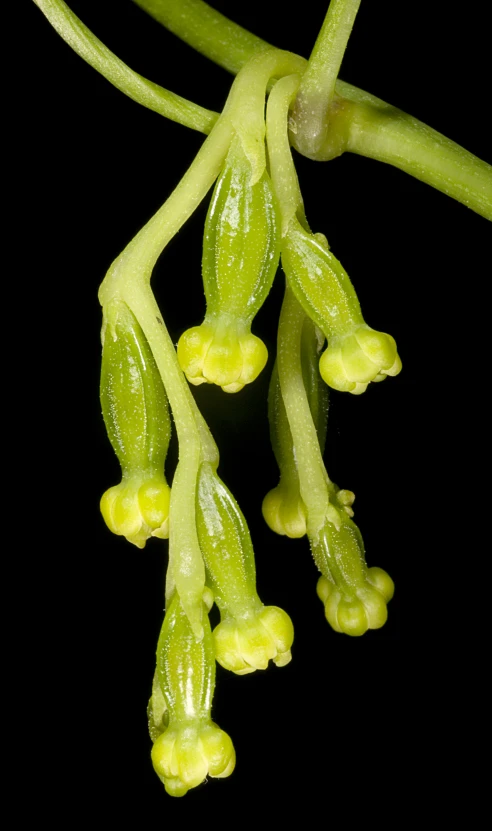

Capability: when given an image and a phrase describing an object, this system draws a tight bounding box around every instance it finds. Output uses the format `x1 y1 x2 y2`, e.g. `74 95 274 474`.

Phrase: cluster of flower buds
97 55 399 797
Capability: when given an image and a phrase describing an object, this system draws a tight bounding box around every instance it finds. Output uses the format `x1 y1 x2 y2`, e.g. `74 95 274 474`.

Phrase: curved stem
135 0 491 220
266 75 303 236
131 0 268 75
292 0 362 157
33 0 217 134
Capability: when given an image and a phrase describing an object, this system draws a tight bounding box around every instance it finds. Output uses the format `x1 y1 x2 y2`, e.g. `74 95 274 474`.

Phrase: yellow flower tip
177 320 267 391
316 575 392 636
262 485 307 538
100 477 170 547
213 606 294 674
151 722 235 796
319 325 401 394
335 488 355 518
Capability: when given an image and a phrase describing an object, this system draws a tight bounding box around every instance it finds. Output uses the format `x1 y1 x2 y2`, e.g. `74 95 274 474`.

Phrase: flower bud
312 513 394 636
177 316 267 392
196 462 294 673
319 325 402 394
262 484 307 538
151 592 235 796
282 219 401 394
177 136 280 392
100 299 171 546
213 606 294 674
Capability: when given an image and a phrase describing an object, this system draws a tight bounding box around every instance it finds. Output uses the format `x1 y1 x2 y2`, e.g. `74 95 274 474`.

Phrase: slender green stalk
265 75 303 236
33 0 217 133
277 286 332 540
292 0 362 157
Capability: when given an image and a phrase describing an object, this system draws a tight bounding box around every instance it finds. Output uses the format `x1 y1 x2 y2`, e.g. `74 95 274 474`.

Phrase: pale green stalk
266 75 303 236
292 0 362 157
277 286 334 541
135 0 491 219
33 0 217 133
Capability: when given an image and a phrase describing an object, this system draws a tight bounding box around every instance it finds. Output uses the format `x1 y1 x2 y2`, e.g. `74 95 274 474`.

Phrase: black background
26 0 489 816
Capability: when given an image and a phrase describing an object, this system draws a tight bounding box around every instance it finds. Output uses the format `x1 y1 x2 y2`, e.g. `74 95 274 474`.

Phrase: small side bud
262 484 307 538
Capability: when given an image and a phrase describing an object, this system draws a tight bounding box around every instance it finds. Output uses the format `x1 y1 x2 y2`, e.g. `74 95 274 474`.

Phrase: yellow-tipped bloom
262 484 307 538
151 722 235 797
100 476 170 548
177 316 267 392
196 462 294 673
319 325 402 395
152 592 235 796
317 567 395 636
214 606 294 675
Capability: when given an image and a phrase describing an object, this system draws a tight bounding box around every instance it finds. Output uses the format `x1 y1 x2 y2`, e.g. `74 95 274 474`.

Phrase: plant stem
131 0 267 75
277 286 331 540
266 75 303 236
34 0 217 134
344 98 492 220
292 0 362 157
135 0 491 220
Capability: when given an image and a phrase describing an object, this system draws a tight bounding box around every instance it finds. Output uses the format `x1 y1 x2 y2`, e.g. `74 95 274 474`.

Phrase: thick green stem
33 0 217 134
344 98 492 220
292 0 362 157
136 0 491 219
131 0 268 74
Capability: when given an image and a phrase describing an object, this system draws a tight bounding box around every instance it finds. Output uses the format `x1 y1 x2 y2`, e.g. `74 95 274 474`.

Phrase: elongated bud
196 462 294 673
263 320 328 538
151 592 235 797
100 298 171 546
282 218 402 394
177 136 280 391
312 512 394 636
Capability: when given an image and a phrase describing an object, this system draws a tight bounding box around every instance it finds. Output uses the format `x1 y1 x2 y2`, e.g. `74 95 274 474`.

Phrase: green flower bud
177 135 280 392
100 477 170 548
319 325 402 394
281 219 401 394
213 606 294 675
151 592 235 796
262 483 307 538
312 513 394 636
177 315 267 392
196 462 294 673
100 299 171 546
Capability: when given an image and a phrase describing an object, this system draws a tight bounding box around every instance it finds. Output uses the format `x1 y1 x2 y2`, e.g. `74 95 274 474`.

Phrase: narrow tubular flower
282 217 402 394
151 592 235 797
99 298 171 547
196 462 294 674
178 135 280 392
313 514 395 637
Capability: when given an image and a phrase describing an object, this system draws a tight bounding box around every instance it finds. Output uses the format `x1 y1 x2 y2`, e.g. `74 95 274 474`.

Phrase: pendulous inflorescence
34 0 492 797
